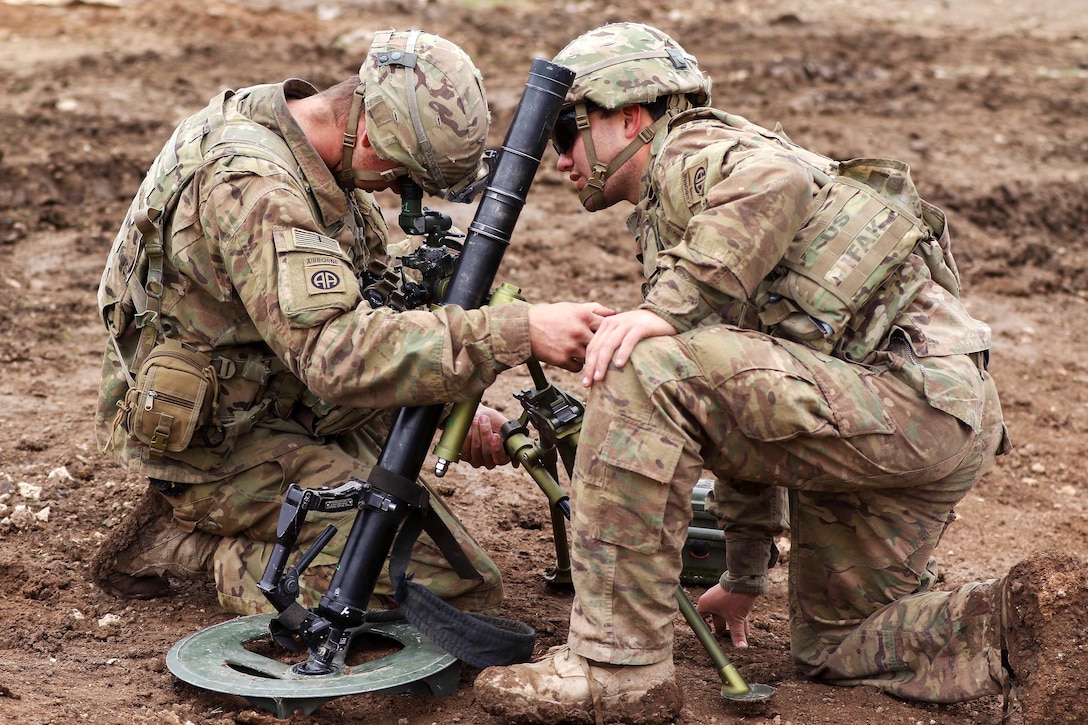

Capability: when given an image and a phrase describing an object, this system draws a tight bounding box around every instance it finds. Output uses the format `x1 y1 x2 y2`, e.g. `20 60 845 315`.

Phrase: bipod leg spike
674 591 775 701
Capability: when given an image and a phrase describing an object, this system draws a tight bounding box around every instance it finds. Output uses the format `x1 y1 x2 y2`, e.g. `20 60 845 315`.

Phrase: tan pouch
125 341 219 459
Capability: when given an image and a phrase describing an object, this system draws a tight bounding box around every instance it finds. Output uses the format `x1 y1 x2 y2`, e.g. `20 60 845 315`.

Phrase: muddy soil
1 0 1087 723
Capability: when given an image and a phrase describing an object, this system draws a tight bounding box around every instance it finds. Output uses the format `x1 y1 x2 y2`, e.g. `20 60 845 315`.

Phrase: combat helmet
551 23 711 209
339 29 490 197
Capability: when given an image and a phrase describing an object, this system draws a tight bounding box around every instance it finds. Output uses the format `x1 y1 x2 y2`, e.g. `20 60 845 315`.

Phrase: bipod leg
543 500 572 587
502 418 573 587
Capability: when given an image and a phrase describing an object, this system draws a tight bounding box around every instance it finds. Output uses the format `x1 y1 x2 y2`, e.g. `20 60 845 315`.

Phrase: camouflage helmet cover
361 29 490 196
551 23 711 111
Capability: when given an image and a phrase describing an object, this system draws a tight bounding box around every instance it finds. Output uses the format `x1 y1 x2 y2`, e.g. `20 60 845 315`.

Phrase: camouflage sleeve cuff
639 301 690 335
639 268 711 332
721 536 776 595
486 301 533 368
718 571 770 596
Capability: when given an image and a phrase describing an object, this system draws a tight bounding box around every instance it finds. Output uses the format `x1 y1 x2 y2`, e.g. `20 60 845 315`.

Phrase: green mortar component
681 478 727 587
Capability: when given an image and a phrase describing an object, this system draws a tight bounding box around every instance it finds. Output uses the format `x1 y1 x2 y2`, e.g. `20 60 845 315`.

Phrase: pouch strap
131 211 166 372
218 397 275 441
204 354 300 440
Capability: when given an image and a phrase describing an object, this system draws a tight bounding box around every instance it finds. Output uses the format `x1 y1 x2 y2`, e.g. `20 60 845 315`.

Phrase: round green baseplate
166 614 460 717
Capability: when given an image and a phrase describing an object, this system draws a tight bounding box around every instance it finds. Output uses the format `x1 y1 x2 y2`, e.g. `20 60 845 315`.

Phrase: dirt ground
1 0 1087 723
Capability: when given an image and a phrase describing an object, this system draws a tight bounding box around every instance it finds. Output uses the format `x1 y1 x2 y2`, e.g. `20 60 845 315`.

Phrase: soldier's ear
621 105 647 140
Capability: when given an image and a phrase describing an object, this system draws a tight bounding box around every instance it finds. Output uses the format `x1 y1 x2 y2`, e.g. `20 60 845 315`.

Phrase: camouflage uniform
95 75 529 615
564 107 1009 701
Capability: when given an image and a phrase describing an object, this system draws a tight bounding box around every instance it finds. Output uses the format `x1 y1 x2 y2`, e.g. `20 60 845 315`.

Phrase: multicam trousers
567 324 1007 702
160 424 502 616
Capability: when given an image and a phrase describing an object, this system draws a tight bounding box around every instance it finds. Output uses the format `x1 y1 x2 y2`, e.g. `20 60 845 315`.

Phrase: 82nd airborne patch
682 159 708 209
304 256 344 295
279 228 349 297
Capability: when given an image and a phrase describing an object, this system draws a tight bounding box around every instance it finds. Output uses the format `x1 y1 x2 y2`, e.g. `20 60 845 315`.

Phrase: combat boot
89 483 219 599
473 644 682 725
1002 549 1088 725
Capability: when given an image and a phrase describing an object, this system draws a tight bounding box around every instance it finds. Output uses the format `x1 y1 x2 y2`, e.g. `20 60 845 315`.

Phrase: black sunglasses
551 103 599 156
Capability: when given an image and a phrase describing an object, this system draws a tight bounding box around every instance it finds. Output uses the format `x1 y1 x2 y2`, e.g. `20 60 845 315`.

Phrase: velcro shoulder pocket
273 228 361 327
660 141 733 217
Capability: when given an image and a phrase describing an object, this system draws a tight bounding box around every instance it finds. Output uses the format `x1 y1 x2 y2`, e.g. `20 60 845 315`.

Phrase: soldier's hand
527 302 615 372
696 584 758 648
460 405 512 469
582 308 676 387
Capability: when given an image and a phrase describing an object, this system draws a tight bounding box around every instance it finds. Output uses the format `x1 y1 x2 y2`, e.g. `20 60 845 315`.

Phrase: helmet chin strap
575 101 674 210
336 83 408 189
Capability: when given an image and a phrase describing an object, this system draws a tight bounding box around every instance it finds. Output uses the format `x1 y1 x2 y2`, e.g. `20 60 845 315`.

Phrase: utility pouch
124 341 219 460
755 158 934 362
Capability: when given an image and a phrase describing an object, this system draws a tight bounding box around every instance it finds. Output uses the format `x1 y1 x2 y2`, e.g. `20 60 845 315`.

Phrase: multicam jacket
95 80 531 482
626 109 996 577
629 109 991 424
